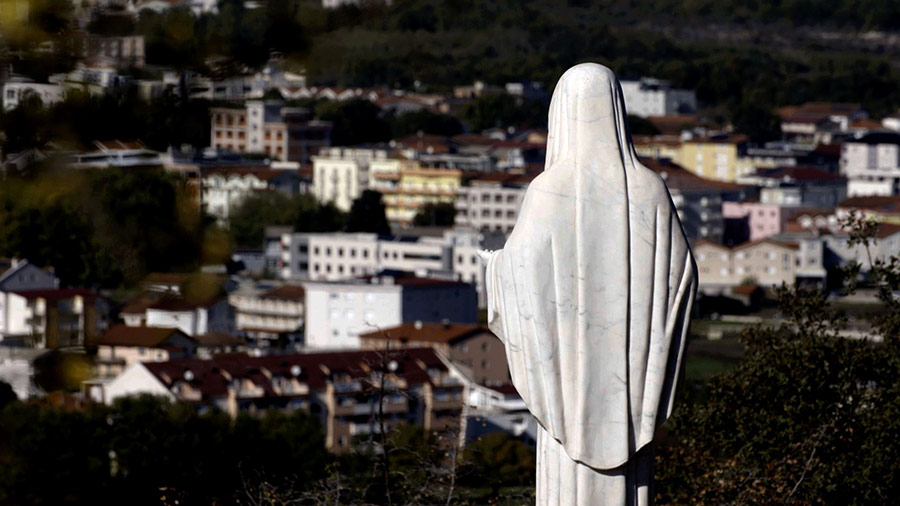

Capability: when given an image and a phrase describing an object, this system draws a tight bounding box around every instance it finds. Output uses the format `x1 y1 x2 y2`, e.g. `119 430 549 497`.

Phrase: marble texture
482 63 698 505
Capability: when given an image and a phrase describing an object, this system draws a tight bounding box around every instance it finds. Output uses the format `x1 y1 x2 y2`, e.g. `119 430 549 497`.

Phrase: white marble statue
480 63 698 505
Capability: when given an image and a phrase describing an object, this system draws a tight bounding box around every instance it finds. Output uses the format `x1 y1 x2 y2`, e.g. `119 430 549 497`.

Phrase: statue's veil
485 63 697 470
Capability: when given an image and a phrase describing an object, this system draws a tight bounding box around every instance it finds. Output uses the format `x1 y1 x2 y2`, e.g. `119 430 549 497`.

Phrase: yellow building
370 158 462 225
676 134 748 182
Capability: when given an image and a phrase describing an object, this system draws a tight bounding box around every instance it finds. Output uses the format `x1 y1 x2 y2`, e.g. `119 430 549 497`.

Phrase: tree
315 99 392 146
656 215 900 504
412 202 455 227
627 114 661 136
459 432 536 494
345 190 391 235
730 101 782 144
389 109 463 138
0 381 17 410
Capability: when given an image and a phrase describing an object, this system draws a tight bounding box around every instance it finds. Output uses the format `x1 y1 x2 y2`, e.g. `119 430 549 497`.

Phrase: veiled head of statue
546 63 631 170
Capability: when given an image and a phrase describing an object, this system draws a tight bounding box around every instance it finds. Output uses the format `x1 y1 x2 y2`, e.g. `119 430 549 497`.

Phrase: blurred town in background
1 0 900 504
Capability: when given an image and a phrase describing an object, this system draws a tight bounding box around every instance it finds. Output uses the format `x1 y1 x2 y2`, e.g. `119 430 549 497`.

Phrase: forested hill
296 0 900 116
17 0 900 119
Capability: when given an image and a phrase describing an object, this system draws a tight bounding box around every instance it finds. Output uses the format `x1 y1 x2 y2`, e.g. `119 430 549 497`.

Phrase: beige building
95 325 196 378
359 322 510 385
369 157 462 225
230 285 304 341
693 238 822 294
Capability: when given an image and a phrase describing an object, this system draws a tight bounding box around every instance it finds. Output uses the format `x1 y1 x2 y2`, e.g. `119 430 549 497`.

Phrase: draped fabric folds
483 63 698 486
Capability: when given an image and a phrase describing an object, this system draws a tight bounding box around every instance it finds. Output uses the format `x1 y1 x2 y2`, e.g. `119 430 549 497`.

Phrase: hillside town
2 0 900 502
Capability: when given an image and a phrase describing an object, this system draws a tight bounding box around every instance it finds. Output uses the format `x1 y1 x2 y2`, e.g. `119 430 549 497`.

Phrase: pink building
722 201 784 243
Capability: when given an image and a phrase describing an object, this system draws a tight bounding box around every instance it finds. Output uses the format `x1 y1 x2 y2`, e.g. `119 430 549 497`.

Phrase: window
338 248 344 257
326 247 332 256
481 360 489 369
363 250 369 258
350 249 356 258
482 342 489 352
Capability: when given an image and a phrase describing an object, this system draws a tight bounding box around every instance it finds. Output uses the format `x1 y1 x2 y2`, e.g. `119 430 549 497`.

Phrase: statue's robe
483 63 697 505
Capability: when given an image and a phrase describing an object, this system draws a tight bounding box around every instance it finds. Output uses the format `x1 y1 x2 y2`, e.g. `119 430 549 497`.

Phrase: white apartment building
201 168 304 222
279 228 490 307
456 173 535 233
302 274 477 349
312 147 388 212
0 259 59 341
841 132 900 197
620 77 697 118
2 82 65 110
121 294 234 337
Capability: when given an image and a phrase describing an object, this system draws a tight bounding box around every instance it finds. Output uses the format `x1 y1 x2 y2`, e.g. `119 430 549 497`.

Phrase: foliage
0 89 212 153
412 202 456 227
228 192 347 248
627 114 661 136
315 98 392 146
0 169 203 288
459 432 536 492
388 109 463 138
0 395 329 506
462 94 548 133
345 190 391 235
0 382 16 410
656 216 900 504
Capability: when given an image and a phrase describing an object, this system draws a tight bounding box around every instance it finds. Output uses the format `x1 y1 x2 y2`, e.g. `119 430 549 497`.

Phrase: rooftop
358 322 492 344
97 325 191 348
143 347 448 397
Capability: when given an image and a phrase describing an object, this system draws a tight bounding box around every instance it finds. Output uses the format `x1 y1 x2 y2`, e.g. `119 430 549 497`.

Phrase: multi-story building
840 132 900 197
229 284 304 341
95 325 196 378
693 237 825 294
722 201 786 244
0 288 108 348
80 35 145 68
120 292 235 337
312 147 387 212
619 77 697 118
779 103 868 144
279 228 490 306
677 134 748 182
2 81 64 110
455 173 535 234
739 166 848 208
369 157 463 225
201 167 304 222
210 101 332 163
302 273 477 349
642 158 748 243
359 322 510 385
97 347 464 452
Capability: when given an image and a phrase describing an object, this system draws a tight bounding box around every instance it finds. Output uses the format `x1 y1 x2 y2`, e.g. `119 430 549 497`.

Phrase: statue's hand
476 249 494 265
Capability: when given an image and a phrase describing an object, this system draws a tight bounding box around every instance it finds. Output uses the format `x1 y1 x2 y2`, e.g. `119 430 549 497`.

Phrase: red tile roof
97 325 191 347
143 347 447 398
261 285 305 301
359 322 492 344
838 196 900 214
